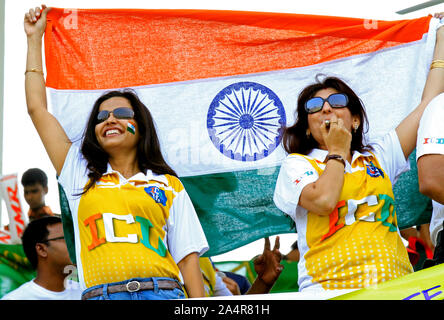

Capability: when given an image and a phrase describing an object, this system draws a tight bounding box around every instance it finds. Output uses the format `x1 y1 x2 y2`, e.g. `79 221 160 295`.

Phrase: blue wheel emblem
207 82 286 161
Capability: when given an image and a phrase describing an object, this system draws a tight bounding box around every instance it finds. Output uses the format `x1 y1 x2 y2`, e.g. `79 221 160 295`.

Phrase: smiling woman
79 90 178 196
23 5 209 300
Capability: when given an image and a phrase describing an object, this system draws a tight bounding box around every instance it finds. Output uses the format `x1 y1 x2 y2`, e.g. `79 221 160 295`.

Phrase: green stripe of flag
393 151 432 229
181 167 296 257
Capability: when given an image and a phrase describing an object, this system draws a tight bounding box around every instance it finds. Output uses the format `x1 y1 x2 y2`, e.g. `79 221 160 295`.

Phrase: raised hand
24 5 51 39
253 237 284 286
221 276 241 295
320 115 352 159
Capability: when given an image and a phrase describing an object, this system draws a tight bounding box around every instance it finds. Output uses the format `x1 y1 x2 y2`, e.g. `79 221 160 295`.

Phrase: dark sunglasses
97 107 135 124
305 93 349 114
40 236 65 243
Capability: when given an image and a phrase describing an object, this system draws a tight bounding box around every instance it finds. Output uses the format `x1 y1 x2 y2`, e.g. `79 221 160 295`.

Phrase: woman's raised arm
24 5 71 175
396 19 444 160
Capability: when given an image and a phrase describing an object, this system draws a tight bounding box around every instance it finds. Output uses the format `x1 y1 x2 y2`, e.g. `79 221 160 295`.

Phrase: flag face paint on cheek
127 121 136 135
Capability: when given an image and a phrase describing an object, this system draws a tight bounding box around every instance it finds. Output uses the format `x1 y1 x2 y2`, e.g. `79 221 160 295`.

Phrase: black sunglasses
40 236 65 243
305 93 349 114
97 107 135 124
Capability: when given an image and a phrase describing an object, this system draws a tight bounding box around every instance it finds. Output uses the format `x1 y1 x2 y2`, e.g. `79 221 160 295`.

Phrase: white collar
307 148 373 166
104 163 169 185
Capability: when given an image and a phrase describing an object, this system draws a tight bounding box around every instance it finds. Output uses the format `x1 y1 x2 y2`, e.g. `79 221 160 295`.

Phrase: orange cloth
44 8 431 90
28 206 54 220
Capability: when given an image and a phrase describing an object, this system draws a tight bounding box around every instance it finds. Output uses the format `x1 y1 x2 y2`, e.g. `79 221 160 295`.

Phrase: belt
81 279 182 300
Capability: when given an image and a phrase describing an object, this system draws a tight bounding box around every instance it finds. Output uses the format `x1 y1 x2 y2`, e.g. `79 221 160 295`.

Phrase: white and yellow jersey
274 130 413 292
58 144 209 290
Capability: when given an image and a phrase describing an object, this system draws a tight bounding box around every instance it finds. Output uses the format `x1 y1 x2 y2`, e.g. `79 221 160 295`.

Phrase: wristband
325 154 346 167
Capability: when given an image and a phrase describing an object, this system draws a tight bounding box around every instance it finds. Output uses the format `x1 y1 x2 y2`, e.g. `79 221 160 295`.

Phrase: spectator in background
200 257 234 297
263 239 300 293
283 240 300 262
220 270 250 295
401 224 435 270
21 168 54 221
1 216 82 300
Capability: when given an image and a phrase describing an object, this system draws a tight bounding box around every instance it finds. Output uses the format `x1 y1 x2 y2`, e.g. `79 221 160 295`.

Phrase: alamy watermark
63 264 80 290
363 19 378 30
63 9 78 30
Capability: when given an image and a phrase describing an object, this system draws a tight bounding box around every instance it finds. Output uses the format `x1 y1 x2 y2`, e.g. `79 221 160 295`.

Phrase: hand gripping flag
45 8 438 257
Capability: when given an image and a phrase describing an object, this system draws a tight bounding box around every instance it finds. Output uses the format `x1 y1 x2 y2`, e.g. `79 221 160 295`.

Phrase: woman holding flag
24 4 285 300
274 16 444 294
24 5 210 300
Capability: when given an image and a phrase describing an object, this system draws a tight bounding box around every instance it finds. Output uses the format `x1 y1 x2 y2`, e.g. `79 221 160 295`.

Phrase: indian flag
45 8 438 256
127 121 136 135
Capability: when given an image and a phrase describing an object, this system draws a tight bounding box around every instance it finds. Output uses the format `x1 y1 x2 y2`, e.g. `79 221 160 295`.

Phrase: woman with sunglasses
273 21 444 294
24 6 209 300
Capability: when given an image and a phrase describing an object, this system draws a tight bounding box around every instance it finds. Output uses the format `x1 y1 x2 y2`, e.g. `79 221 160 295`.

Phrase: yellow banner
332 263 444 300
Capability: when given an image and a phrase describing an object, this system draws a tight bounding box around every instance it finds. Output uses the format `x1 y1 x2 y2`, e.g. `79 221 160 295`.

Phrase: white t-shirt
416 92 444 246
1 280 82 300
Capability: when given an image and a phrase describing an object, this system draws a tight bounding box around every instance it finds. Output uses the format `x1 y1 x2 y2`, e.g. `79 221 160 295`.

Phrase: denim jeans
82 277 186 300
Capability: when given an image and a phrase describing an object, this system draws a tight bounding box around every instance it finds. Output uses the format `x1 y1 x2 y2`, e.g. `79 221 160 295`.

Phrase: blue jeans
82 277 186 300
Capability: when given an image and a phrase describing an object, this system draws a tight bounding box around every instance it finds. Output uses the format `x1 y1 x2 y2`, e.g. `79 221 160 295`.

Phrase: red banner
0 174 28 244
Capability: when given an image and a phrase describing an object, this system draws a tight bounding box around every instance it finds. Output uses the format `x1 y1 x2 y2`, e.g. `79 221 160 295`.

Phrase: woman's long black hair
79 89 177 194
282 76 371 155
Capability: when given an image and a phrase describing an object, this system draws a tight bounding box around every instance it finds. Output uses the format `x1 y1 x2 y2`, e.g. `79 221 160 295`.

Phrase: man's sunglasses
305 93 349 114
97 107 135 124
40 236 65 244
